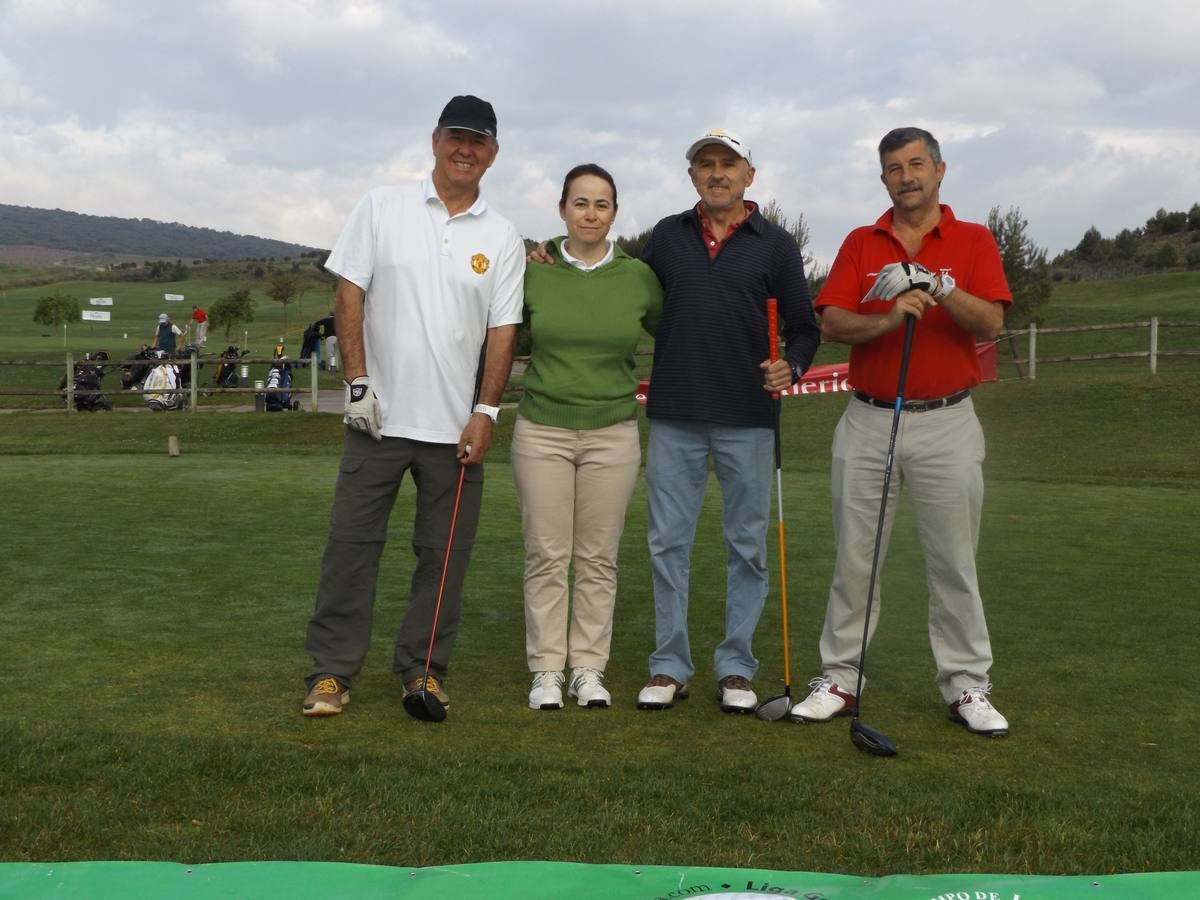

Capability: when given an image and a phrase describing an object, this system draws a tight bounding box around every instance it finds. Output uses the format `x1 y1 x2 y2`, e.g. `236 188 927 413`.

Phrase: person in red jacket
191 305 208 346
792 126 1012 737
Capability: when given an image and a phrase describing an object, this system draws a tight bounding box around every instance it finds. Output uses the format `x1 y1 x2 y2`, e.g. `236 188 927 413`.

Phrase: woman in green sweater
514 163 662 711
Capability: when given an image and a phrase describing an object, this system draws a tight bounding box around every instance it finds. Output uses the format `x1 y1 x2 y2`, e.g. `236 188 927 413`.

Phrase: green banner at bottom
2 861 1196 899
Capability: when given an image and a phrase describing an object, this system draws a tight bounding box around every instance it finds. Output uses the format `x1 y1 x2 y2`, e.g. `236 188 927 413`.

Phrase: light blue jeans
645 418 774 685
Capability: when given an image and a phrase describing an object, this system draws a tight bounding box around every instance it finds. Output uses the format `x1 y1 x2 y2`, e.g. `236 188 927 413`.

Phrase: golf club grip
767 297 781 400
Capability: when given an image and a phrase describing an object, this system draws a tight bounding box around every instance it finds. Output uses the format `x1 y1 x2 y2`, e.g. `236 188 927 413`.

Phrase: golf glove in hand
862 261 937 302
344 376 381 441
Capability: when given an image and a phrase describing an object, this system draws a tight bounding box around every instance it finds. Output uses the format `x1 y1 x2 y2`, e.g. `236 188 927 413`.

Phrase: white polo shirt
325 178 524 442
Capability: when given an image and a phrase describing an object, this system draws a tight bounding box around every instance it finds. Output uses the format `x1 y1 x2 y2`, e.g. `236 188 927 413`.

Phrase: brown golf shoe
303 676 349 717
404 674 450 709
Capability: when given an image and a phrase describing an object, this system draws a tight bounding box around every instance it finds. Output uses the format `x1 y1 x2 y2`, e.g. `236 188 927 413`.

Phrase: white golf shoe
948 684 1009 737
528 671 565 710
717 675 758 714
568 668 611 708
789 675 857 722
636 674 688 710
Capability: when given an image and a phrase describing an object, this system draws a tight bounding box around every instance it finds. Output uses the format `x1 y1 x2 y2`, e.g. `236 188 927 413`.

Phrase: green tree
615 228 652 260
759 198 828 295
1187 203 1200 231
209 288 255 340
1144 243 1178 270
266 274 300 328
1074 226 1103 261
987 205 1052 333
1112 228 1139 261
32 290 81 331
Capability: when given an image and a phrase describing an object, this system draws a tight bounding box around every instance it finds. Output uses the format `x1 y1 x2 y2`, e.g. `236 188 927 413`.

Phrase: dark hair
559 163 618 210
878 127 942 170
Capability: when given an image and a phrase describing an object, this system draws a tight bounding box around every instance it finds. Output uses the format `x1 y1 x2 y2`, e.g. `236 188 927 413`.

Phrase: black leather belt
854 388 970 413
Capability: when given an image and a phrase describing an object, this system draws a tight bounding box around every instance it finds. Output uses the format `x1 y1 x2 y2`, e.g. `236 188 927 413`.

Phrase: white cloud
0 0 1197 266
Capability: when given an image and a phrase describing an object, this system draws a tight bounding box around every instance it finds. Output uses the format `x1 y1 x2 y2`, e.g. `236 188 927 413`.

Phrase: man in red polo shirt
791 126 1012 737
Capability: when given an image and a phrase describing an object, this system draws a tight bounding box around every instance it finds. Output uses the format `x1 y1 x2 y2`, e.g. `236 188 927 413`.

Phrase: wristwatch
473 403 500 424
933 272 956 300
789 361 803 384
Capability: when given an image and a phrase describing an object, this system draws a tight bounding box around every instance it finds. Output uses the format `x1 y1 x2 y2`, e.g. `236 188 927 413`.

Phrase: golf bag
59 350 113 411
143 352 185 411
214 345 247 389
172 343 200 391
300 316 335 369
264 359 299 412
120 345 157 391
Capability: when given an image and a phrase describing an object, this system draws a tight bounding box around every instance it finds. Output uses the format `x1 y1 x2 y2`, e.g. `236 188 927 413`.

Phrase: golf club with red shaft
755 298 795 722
402 446 470 723
848 315 916 757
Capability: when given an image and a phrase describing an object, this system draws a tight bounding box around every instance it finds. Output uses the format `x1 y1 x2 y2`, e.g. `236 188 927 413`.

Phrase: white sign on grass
82 310 111 322
164 293 185 302
89 297 114 306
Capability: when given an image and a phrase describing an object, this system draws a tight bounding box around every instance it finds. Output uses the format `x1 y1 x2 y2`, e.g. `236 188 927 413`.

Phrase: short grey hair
878 127 942 170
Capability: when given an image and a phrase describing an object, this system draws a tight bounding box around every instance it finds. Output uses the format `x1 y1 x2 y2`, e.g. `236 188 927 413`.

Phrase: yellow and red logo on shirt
471 253 490 275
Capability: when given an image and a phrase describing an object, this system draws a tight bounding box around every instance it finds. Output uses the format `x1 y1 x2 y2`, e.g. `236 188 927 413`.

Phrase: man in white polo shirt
303 95 524 719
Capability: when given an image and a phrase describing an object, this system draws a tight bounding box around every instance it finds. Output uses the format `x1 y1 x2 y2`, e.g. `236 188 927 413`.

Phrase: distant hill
0 203 319 262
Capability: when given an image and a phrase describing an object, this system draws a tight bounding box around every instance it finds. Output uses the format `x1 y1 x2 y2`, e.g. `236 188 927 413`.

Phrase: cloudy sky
2 0 1198 268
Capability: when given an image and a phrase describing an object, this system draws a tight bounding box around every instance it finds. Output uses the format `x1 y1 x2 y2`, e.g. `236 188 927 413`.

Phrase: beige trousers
511 415 642 672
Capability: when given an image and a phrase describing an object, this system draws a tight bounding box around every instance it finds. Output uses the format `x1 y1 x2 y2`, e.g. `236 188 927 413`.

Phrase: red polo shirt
696 201 756 259
815 205 1011 400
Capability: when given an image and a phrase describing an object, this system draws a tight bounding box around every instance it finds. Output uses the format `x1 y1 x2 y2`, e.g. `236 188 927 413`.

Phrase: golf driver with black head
847 315 916 757
756 298 795 722
402 445 471 723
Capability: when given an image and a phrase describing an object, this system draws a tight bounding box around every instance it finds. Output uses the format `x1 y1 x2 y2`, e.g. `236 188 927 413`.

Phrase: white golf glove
344 376 381 441
862 261 937 303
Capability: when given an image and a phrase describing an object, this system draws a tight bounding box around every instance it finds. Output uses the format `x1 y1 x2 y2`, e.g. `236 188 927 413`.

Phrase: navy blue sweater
642 205 821 428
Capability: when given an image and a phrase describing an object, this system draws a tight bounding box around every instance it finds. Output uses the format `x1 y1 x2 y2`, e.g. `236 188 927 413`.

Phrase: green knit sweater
519 237 662 430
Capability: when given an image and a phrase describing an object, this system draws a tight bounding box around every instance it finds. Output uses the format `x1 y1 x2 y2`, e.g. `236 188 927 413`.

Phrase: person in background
191 305 209 346
516 164 662 711
152 313 182 354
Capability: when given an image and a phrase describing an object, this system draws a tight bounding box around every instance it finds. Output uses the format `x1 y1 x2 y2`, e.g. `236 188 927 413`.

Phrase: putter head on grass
402 689 446 723
754 693 792 722
850 719 897 757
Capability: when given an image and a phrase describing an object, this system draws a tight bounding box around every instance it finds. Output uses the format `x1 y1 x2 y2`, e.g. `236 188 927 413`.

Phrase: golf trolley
59 350 113 411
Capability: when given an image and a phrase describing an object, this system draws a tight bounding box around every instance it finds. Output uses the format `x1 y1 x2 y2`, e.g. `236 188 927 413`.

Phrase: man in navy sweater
636 128 821 713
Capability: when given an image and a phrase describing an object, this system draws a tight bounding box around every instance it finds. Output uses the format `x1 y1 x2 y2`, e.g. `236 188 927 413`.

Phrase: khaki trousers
511 416 642 672
821 395 995 703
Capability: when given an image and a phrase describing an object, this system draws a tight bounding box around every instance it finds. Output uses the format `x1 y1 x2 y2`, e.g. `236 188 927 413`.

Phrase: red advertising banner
637 342 996 404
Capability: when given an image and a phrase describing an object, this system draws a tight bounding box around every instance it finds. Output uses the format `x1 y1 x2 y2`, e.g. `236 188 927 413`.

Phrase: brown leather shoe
303 676 349 717
404 674 450 709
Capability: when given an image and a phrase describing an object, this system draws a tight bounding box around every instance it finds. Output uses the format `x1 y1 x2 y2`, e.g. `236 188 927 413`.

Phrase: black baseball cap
437 95 497 138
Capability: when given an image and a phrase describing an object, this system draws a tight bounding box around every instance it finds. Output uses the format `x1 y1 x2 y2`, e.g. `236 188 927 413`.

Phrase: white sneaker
528 671 565 710
636 674 688 710
948 684 1009 736
568 667 611 708
717 675 758 713
789 675 857 722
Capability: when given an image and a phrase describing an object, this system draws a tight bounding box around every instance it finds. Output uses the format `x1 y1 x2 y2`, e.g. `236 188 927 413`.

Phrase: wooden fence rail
995 317 1200 378
0 354 322 412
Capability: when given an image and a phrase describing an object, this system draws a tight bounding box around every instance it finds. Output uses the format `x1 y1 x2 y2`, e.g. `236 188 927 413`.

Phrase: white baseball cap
685 128 753 165
158 313 169 323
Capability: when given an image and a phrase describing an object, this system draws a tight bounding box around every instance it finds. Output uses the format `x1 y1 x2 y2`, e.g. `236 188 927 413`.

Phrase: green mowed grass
2 362 1198 875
